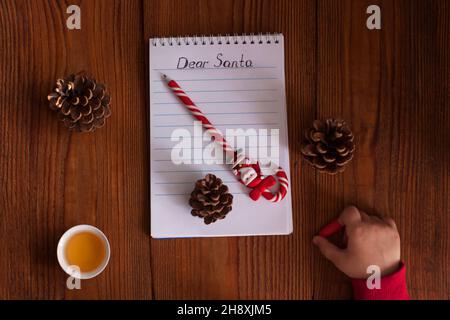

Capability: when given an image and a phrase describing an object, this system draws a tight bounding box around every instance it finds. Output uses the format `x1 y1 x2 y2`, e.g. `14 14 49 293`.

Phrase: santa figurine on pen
232 152 276 201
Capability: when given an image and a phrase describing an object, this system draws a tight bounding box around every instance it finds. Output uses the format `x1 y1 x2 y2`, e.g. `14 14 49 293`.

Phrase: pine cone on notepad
189 174 234 225
47 73 111 132
301 118 355 174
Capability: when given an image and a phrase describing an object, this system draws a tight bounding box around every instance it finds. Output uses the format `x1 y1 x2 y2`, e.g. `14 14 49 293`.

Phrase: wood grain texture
0 0 449 299
0 0 152 299
313 0 450 299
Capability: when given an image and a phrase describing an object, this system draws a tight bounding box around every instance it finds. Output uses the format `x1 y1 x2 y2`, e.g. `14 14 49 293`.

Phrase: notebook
149 34 292 238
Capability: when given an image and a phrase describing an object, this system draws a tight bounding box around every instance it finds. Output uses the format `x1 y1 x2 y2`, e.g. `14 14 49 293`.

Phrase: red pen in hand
318 218 343 237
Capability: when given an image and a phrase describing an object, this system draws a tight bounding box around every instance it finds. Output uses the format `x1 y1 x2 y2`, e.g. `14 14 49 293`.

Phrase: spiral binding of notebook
151 33 281 47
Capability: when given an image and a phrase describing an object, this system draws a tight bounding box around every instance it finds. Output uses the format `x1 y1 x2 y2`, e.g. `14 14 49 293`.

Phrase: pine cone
301 118 355 174
189 174 233 225
47 74 111 132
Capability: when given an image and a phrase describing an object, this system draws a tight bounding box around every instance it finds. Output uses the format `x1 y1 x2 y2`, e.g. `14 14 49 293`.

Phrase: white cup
57 224 110 280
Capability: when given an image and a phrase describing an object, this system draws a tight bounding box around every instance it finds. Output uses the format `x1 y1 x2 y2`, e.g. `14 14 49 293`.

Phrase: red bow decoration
249 175 276 201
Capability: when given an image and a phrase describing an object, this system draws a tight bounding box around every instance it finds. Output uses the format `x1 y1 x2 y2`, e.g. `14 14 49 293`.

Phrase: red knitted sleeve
351 263 410 300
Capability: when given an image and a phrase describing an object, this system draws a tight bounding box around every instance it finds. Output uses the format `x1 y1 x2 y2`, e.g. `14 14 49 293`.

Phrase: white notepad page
150 34 292 238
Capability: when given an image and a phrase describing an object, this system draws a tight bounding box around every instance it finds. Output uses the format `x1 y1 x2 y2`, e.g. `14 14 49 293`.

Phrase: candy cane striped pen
162 74 235 161
162 74 289 203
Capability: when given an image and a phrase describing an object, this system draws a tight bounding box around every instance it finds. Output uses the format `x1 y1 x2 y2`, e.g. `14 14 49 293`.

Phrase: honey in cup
65 231 107 273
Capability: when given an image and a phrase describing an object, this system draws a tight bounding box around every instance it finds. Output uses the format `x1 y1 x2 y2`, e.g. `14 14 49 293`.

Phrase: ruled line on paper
153 77 278 82
153 100 278 105
154 193 247 196
153 159 222 162
153 146 280 150
152 158 276 164
153 67 277 71
154 111 278 116
152 89 278 93
155 181 238 184
153 134 279 139
154 169 230 173
154 123 278 128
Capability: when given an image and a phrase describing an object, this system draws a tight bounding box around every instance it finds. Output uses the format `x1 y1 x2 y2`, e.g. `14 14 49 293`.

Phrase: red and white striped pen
162 74 289 203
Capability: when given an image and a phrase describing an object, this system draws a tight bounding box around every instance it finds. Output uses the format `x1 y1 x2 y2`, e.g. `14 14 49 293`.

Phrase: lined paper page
150 35 292 238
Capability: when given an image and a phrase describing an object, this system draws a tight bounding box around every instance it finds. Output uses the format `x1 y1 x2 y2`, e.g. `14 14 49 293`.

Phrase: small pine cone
47 74 111 132
189 174 233 225
301 118 355 174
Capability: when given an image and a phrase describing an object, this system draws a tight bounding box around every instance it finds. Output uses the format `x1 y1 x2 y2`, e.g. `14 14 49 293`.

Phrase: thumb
313 236 345 264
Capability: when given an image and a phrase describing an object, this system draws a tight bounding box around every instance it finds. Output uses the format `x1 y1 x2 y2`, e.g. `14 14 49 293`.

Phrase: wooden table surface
0 0 449 300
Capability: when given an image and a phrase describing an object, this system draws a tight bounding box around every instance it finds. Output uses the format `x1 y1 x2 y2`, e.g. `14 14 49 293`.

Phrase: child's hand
313 206 401 279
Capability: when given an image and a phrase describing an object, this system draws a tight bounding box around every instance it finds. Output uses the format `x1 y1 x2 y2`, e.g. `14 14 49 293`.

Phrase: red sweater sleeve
351 263 410 300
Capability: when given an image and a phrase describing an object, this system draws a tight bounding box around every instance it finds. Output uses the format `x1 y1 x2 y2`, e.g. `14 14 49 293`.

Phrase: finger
383 217 398 230
313 236 345 264
359 210 372 222
360 210 383 224
367 210 385 221
338 206 362 227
